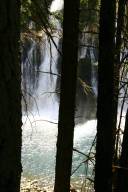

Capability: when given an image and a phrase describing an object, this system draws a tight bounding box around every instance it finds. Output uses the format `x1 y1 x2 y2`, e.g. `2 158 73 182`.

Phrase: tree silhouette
54 0 80 192
0 1 22 191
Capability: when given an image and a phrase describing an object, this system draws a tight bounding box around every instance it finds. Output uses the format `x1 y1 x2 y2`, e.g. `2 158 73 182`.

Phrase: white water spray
33 34 59 120
50 0 63 12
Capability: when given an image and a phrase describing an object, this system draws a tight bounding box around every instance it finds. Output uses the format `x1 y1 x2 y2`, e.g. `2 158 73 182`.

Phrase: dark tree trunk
94 0 116 191
116 109 128 192
54 1 80 192
0 1 22 192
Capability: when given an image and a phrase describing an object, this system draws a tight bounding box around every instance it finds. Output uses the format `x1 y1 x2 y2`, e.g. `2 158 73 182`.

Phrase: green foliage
51 11 63 26
21 0 53 31
21 0 32 30
80 0 100 30
21 0 100 33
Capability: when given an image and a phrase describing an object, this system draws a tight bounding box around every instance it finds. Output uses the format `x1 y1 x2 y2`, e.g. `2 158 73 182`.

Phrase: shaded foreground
21 178 52 192
21 119 96 192
20 178 94 192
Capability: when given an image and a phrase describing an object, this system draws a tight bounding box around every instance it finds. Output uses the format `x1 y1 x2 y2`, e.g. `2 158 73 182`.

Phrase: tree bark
113 0 127 163
0 1 22 191
54 1 80 192
94 0 116 191
116 109 128 192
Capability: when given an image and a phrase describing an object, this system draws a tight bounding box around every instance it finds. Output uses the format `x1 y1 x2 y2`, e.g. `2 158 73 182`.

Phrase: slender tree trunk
54 1 80 192
112 1 127 190
0 1 22 191
94 0 116 191
114 0 127 163
115 109 128 192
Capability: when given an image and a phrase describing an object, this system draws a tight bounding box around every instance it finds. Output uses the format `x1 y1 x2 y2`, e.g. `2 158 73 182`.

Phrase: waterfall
31 1 64 121
21 0 97 189
33 35 60 120
21 37 44 113
21 0 98 123
22 0 63 120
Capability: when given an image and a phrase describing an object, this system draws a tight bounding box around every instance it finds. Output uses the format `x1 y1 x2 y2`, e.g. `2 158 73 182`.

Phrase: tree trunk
94 0 116 191
54 1 80 192
112 1 127 190
116 109 128 192
0 1 22 191
114 0 126 163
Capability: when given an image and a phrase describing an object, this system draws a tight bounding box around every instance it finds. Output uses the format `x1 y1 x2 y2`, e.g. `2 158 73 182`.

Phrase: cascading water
32 35 60 120
21 0 97 190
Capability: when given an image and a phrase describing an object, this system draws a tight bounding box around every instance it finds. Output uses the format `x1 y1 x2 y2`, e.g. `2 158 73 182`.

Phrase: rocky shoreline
20 178 52 192
20 178 79 192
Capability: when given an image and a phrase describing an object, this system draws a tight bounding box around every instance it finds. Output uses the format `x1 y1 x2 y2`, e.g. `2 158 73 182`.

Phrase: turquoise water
22 116 96 188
